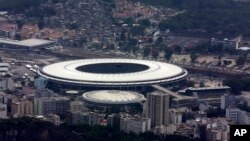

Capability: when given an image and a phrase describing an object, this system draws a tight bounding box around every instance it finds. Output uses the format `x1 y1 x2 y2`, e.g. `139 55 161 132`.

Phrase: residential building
36 114 61 126
11 99 33 118
0 23 17 38
169 111 182 125
35 88 58 98
211 36 242 49
66 111 104 125
0 77 14 91
221 94 230 109
34 77 48 90
107 114 121 129
226 107 250 124
70 101 84 112
146 91 169 127
120 115 151 134
0 103 7 119
34 96 70 116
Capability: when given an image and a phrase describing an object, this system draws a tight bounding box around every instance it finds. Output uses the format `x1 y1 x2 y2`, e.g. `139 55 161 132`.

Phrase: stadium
37 58 188 92
82 90 145 112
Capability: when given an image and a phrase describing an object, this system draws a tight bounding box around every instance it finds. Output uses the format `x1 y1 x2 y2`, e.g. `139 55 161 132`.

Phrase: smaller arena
82 90 145 113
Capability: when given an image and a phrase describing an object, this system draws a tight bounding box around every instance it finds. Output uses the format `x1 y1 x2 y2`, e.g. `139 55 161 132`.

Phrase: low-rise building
226 107 250 124
66 111 104 125
0 23 17 38
107 114 121 129
36 114 61 126
0 77 13 90
169 110 182 125
11 99 33 118
70 101 85 112
120 115 151 134
211 36 241 49
0 38 55 51
221 94 230 109
34 96 70 116
0 103 7 119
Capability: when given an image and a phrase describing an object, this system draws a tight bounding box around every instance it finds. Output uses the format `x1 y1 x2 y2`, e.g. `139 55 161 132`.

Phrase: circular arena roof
82 90 145 104
37 59 188 86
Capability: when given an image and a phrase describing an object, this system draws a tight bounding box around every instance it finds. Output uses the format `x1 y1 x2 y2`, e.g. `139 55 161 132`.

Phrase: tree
0 0 43 13
223 60 232 66
38 20 45 30
182 112 195 122
238 101 250 112
190 53 198 63
106 43 115 50
0 117 197 141
217 61 222 66
138 19 151 27
209 44 224 54
124 18 134 26
14 34 21 40
143 47 151 58
186 80 195 87
174 45 182 53
164 47 174 60
120 31 126 41
158 20 169 31
69 23 79 29
130 25 146 36
128 38 137 47
223 78 243 94
206 108 225 118
152 49 159 59
155 37 163 45
236 56 246 66
16 20 24 30
199 81 205 87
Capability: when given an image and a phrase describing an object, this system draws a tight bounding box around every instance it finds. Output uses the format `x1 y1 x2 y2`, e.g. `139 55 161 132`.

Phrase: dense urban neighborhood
0 0 250 141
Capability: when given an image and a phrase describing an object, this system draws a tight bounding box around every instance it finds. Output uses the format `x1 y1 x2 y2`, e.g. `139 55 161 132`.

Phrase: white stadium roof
238 47 250 51
82 90 145 104
38 59 188 86
0 38 54 47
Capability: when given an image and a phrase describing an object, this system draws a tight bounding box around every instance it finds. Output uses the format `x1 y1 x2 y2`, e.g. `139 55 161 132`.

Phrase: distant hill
0 0 42 12
129 0 250 36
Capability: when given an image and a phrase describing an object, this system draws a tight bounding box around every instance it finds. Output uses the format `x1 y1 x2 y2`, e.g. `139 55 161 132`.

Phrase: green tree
143 47 151 58
69 23 79 29
130 25 146 36
16 20 24 30
138 19 151 27
155 37 163 45
152 49 159 59
120 31 126 41
190 53 198 63
236 56 246 66
223 78 243 94
174 45 182 53
14 34 21 40
128 38 137 47
38 20 45 30
124 18 134 26
164 47 174 60
206 108 225 118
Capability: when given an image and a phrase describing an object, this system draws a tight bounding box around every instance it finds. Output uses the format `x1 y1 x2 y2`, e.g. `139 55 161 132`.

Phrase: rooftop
38 59 188 85
82 90 145 104
0 38 55 47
